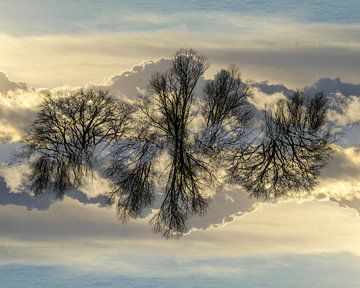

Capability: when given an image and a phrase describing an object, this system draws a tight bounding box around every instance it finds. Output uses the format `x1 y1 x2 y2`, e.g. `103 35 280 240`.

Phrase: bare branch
198 66 253 157
23 88 132 197
229 91 333 199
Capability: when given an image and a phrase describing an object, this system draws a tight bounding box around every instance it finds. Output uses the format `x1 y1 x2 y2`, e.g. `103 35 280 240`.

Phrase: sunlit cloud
0 15 359 88
1 58 360 224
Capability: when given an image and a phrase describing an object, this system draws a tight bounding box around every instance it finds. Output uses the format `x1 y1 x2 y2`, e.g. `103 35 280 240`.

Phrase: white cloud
316 146 360 201
328 95 360 125
0 72 27 93
303 77 360 126
248 88 287 110
78 172 112 198
97 57 171 100
0 163 29 193
0 87 45 141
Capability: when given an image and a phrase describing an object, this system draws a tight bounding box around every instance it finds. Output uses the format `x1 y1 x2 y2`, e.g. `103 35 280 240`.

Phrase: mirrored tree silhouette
109 49 211 237
198 65 253 157
24 88 132 198
23 49 334 238
229 91 333 199
109 50 256 237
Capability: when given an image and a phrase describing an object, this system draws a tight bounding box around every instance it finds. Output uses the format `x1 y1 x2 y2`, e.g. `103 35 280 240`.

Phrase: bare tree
108 50 333 237
109 49 211 237
24 88 132 197
21 48 334 238
107 128 161 221
229 91 333 199
199 65 253 157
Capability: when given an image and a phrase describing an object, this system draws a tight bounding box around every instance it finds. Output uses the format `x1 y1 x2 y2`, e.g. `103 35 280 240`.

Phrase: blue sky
0 1 360 287
0 0 360 36
1 253 359 288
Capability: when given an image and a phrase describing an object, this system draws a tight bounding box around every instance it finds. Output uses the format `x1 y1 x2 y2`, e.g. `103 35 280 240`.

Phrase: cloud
314 146 360 211
253 81 293 97
302 77 360 126
305 77 360 97
252 77 360 128
248 88 287 111
258 146 360 216
189 200 360 256
328 95 360 126
0 158 110 210
2 144 359 233
190 184 257 230
0 163 29 193
1 58 360 233
206 47 360 88
0 152 256 230
1 17 360 88
0 72 27 93
304 78 360 126
0 176 56 210
0 174 108 211
0 197 358 260
98 58 171 100
0 57 188 142
0 87 45 141
335 197 360 215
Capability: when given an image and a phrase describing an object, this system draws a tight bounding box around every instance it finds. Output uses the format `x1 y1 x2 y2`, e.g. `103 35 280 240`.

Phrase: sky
0 1 360 287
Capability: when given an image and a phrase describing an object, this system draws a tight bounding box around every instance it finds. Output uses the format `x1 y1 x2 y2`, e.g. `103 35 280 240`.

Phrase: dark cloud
205 47 360 88
0 177 55 210
0 177 108 211
253 81 293 97
305 77 360 97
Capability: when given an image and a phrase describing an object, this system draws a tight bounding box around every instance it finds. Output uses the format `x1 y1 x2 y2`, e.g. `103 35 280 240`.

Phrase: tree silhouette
229 91 333 199
22 49 334 238
109 49 212 237
198 65 253 157
24 88 132 197
107 131 160 222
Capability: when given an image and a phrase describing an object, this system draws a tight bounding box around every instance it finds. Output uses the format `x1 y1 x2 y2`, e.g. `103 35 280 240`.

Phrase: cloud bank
1 15 360 88
0 58 360 232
